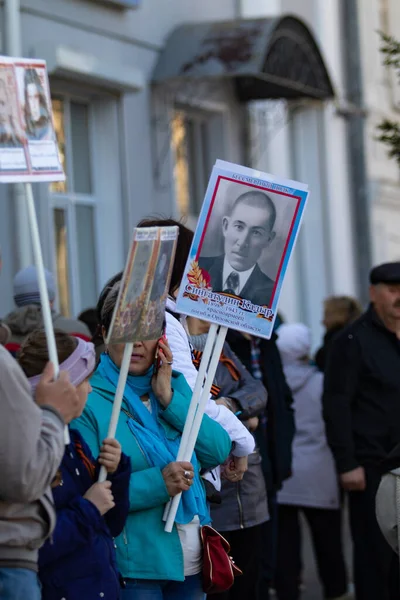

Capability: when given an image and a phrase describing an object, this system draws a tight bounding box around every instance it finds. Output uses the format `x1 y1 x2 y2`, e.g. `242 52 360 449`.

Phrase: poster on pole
0 56 64 182
106 226 179 345
175 160 309 339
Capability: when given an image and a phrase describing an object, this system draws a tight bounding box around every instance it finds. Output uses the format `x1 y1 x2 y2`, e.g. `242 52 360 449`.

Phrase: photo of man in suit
199 190 277 306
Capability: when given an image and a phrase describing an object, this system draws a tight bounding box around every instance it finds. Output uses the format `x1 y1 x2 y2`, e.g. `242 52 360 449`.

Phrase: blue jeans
0 568 41 600
121 574 205 600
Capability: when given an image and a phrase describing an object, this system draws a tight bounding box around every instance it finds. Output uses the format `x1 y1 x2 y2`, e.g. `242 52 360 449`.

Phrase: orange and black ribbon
192 348 241 399
74 439 96 480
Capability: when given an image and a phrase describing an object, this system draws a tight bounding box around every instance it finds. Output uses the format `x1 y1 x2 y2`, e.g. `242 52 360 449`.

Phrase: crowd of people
1 218 400 600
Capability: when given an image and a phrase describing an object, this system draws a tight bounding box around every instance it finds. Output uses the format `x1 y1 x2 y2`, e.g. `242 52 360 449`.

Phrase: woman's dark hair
18 329 77 378
137 218 194 296
96 273 123 325
78 308 98 337
100 283 120 336
92 273 123 345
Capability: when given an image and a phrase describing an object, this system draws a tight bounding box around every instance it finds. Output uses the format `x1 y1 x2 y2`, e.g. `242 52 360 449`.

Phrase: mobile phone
154 327 167 374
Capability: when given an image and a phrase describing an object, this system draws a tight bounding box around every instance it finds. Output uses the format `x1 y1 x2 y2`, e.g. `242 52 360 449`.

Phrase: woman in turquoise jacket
73 283 231 600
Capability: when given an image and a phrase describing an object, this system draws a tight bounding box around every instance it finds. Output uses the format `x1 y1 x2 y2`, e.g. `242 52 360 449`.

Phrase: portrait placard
106 226 178 345
175 160 309 339
0 56 64 182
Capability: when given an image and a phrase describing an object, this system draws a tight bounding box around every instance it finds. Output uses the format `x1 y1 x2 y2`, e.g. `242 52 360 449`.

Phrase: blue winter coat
38 428 131 600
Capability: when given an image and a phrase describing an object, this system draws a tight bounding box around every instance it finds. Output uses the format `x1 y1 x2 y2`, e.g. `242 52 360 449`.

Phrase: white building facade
358 0 400 266
0 0 370 347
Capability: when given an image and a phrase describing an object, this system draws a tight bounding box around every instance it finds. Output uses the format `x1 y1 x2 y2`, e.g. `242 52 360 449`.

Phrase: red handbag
201 525 243 594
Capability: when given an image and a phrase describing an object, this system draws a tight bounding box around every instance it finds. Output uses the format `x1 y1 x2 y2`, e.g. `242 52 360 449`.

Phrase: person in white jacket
165 297 255 490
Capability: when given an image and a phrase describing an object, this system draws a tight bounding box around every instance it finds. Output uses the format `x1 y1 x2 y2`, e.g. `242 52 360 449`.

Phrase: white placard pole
25 183 70 445
164 325 228 533
98 342 133 483
162 323 219 521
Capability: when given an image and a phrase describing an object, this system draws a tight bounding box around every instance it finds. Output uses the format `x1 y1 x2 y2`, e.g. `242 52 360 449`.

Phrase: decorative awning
152 16 334 101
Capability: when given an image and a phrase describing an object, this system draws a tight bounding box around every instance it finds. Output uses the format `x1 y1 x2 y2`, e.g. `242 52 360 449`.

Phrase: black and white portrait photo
22 67 53 141
198 179 298 307
150 240 175 302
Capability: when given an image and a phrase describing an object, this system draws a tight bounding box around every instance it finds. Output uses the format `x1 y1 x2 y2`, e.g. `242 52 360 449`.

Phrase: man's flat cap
370 262 400 285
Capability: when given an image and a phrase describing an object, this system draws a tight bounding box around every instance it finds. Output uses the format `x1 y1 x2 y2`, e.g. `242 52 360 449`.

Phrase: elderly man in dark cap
323 262 400 600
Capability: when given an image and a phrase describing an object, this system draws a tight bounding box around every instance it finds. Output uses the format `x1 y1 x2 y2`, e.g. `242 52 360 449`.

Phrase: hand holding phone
152 334 173 407
154 330 167 374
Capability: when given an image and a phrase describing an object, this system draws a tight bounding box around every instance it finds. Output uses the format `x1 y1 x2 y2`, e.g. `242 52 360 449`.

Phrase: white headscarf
276 323 311 362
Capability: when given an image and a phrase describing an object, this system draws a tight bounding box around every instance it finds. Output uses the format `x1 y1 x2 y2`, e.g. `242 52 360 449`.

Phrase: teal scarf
98 353 210 526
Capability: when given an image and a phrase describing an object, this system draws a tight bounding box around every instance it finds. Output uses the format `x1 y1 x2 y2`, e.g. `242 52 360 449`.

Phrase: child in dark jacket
18 329 131 600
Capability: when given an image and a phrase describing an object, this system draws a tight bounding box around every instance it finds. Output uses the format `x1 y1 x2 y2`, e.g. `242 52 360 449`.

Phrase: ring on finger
166 360 173 365
184 470 191 479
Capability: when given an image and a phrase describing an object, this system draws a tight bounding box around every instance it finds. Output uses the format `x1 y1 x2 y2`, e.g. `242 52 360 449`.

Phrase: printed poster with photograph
0 56 64 182
175 160 309 339
106 226 179 345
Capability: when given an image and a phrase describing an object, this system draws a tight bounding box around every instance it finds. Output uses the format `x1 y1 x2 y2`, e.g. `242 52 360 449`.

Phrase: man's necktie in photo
224 271 240 295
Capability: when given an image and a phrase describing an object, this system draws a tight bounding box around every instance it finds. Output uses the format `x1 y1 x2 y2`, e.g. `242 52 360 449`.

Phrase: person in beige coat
0 345 81 599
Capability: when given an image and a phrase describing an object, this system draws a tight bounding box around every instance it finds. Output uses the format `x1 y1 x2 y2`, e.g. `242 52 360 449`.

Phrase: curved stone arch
153 15 334 102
